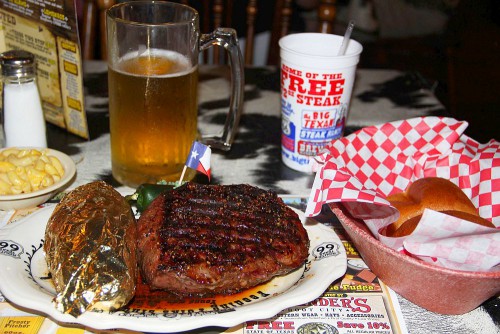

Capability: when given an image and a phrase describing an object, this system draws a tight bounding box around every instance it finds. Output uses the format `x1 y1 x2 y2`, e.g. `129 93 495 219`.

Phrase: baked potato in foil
44 181 137 317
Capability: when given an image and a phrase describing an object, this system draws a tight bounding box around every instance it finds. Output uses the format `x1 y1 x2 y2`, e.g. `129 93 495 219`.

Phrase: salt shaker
1 50 47 148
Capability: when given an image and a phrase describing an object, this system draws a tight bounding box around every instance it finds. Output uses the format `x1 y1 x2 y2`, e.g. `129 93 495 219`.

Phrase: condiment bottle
1 50 47 148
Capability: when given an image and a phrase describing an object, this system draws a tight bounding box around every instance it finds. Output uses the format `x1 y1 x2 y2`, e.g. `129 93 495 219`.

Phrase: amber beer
108 50 198 187
107 1 244 187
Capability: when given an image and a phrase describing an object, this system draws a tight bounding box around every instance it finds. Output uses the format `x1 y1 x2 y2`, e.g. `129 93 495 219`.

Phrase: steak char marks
137 183 309 297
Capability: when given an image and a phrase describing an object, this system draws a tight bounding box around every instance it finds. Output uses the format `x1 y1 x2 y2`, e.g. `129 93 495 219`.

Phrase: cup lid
279 33 363 69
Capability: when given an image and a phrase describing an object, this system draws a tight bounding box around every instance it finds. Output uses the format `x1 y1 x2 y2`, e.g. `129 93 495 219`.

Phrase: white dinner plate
0 205 346 333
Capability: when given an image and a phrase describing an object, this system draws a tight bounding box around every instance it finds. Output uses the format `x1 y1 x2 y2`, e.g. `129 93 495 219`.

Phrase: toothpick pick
178 165 187 186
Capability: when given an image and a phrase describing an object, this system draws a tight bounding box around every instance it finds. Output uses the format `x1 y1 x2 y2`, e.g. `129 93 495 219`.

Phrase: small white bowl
0 148 76 210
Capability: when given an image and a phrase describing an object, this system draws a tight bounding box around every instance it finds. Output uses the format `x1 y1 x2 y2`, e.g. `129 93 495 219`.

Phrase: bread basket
305 117 500 314
330 202 500 315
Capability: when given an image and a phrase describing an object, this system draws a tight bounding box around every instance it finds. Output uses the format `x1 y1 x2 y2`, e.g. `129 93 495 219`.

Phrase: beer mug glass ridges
279 33 362 173
106 1 244 187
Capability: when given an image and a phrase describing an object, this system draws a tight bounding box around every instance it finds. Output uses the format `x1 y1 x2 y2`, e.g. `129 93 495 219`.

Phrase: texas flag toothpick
178 141 212 184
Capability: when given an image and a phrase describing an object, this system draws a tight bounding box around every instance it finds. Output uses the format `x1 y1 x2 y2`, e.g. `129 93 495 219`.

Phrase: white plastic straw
337 20 355 56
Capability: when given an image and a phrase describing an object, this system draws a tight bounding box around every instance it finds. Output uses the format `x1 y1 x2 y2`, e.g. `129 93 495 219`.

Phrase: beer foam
116 48 196 78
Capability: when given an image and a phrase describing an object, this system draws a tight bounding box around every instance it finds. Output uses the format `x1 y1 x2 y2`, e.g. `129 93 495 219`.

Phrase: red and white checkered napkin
305 116 500 271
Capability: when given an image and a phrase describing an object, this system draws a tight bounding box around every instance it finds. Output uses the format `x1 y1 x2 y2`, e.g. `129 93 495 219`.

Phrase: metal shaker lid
0 50 36 77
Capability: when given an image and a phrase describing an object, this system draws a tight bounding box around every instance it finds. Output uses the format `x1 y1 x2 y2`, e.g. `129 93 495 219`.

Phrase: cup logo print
281 63 350 171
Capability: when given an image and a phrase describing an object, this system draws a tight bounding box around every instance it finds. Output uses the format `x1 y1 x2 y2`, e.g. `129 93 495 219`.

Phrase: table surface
42 61 499 334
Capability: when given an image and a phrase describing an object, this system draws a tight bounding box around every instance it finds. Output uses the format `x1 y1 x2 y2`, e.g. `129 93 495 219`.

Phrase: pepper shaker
1 50 47 148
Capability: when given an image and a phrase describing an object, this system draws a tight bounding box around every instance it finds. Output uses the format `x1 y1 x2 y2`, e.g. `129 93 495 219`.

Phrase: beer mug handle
199 28 244 151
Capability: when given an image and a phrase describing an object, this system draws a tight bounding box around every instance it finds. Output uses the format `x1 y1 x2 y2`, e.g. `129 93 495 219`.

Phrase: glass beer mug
106 1 244 187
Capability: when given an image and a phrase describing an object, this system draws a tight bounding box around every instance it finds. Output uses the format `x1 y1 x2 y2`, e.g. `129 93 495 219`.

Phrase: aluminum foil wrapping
44 181 137 317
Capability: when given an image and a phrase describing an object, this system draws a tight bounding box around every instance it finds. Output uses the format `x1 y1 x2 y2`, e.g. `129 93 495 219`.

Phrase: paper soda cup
279 33 362 173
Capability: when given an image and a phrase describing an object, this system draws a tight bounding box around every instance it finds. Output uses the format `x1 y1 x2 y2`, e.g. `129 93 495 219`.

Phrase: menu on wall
0 0 88 139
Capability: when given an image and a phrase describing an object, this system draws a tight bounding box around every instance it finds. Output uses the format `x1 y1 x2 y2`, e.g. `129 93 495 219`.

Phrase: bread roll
385 177 494 237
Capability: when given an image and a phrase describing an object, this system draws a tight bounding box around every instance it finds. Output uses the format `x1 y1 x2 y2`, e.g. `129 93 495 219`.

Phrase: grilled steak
137 183 309 296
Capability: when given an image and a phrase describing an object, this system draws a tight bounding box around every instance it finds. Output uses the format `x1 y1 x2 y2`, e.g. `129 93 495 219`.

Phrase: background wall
325 0 499 142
